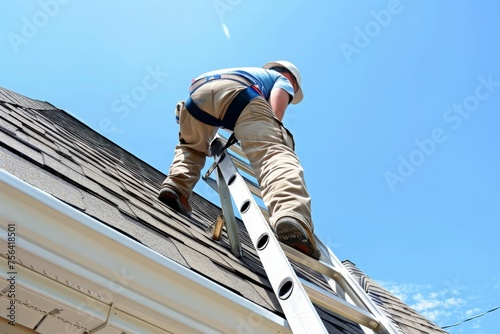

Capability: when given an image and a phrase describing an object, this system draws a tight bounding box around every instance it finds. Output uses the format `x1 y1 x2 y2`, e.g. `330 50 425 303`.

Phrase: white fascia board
0 169 290 334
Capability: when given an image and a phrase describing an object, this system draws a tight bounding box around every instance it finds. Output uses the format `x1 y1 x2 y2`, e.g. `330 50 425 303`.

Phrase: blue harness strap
184 96 222 127
185 86 261 130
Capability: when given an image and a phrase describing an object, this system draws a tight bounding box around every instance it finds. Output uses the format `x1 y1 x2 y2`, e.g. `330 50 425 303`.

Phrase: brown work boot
275 217 320 260
158 186 192 217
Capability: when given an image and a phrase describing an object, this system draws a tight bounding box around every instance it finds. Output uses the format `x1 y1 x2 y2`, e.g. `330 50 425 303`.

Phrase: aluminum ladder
203 133 401 334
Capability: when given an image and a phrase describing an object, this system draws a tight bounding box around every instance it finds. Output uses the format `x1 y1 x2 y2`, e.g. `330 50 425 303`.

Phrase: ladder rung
300 279 380 330
240 174 262 198
280 242 343 281
230 152 255 177
204 177 218 193
282 241 387 318
228 142 246 158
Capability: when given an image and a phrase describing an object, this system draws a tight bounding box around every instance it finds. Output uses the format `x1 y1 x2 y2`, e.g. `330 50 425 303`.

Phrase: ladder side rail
216 168 242 258
215 150 329 334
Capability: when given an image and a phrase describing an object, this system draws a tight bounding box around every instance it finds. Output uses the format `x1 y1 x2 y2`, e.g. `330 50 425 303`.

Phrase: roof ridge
0 86 56 110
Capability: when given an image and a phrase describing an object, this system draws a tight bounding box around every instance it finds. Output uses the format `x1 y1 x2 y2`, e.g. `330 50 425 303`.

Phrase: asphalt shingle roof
0 86 447 334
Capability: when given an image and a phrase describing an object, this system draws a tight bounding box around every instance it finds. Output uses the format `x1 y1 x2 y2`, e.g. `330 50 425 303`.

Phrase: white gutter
0 169 290 334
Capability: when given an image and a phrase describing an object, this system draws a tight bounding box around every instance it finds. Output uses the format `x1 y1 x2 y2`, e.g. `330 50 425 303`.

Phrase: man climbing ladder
159 60 320 259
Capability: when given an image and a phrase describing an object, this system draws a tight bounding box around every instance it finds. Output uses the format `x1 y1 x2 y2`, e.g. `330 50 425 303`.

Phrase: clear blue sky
2 1 499 332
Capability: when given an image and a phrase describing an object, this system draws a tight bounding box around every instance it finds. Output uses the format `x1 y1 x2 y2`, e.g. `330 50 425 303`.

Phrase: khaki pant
162 80 314 232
